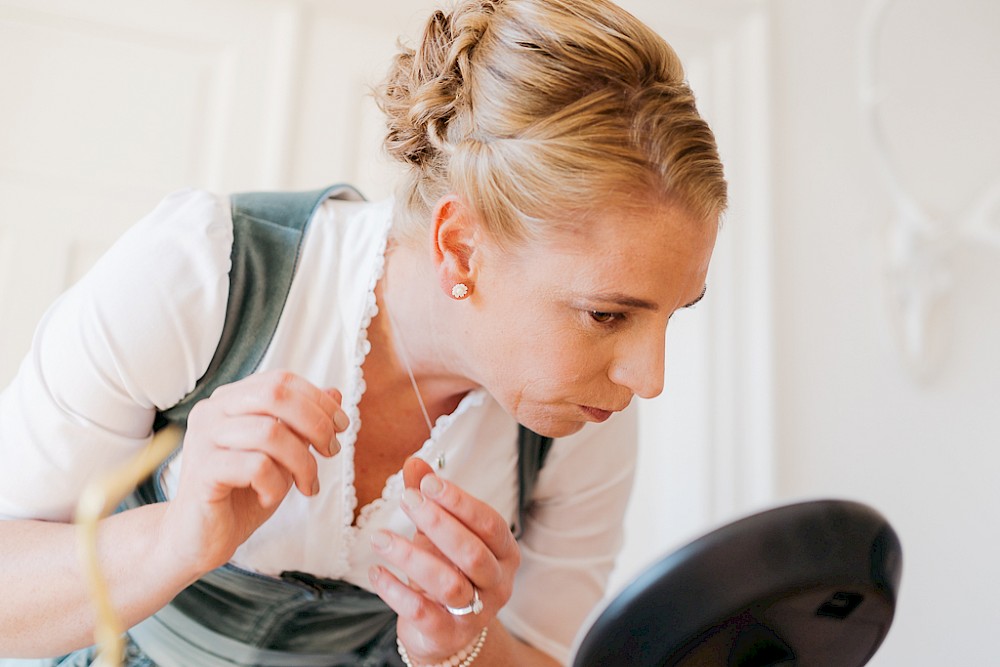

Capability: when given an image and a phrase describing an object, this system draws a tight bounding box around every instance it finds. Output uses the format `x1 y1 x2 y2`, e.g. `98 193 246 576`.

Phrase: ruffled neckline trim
354 387 487 531
335 200 487 571
333 200 390 575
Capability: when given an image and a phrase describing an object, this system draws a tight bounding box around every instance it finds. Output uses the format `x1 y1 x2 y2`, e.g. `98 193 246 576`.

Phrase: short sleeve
0 189 233 521
498 407 638 664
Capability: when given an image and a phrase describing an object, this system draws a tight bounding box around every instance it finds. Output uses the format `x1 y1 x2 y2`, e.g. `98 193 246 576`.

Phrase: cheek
493 325 607 393
543 337 604 381
470 276 607 393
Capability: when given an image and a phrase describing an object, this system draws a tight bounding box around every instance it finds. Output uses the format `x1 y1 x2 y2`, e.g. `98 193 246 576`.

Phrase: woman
0 0 726 665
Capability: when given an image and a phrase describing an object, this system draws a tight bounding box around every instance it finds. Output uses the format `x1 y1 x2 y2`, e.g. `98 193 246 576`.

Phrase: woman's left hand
368 457 520 663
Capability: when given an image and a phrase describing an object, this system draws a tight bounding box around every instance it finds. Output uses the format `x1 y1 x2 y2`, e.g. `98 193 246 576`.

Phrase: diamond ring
444 585 484 616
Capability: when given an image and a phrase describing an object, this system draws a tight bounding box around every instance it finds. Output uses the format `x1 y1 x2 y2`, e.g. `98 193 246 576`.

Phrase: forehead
491 200 717 306
531 201 715 271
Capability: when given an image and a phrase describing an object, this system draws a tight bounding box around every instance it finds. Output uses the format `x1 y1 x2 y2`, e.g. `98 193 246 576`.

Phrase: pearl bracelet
396 627 489 667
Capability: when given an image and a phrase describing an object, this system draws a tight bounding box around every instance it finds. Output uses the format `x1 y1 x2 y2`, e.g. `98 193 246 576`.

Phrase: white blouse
0 189 637 664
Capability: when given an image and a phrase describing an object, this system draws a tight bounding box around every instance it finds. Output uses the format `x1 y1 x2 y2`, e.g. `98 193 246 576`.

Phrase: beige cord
74 424 183 667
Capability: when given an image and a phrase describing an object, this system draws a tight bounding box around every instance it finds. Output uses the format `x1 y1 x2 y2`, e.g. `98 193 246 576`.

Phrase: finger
367 565 451 633
256 374 348 457
403 457 435 546
403 456 435 491
204 449 294 509
319 386 351 433
325 387 344 409
403 456 436 552
370 530 477 612
268 398 342 459
210 414 321 497
369 565 485 666
404 531 449 597
418 472 519 563
400 487 505 590
413 530 448 563
214 371 348 457
406 532 438 596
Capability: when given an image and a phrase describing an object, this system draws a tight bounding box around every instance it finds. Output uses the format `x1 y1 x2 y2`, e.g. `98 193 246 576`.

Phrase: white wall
0 0 405 383
769 0 1000 664
1 0 998 664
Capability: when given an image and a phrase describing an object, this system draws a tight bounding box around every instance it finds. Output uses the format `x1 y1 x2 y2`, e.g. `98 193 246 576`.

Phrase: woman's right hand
158 370 348 576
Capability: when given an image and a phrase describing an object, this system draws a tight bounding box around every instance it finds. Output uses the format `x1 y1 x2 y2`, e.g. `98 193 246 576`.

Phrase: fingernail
328 435 341 457
368 565 381 586
312 479 320 496
420 474 443 498
401 488 423 510
333 411 350 432
370 531 392 552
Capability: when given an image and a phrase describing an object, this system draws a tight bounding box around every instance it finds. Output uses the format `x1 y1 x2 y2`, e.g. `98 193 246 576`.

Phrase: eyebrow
588 292 660 311
587 284 708 312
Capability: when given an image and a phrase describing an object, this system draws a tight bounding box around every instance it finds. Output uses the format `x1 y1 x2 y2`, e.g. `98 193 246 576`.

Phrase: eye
589 311 620 324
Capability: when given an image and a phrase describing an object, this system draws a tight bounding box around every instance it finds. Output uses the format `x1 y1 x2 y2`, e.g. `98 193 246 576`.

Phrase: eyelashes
589 311 624 325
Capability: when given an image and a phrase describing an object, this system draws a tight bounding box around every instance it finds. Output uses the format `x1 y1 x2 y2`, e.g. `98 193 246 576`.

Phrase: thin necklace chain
383 282 435 439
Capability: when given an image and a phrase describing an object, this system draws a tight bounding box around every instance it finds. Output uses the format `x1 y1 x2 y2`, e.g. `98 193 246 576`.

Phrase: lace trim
353 388 487 531
334 203 392 576
337 201 488 565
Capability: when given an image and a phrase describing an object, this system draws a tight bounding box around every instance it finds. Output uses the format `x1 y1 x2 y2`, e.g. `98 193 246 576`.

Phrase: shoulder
41 188 235 411
79 188 232 300
0 189 235 519
291 194 394 303
309 195 393 242
118 188 232 266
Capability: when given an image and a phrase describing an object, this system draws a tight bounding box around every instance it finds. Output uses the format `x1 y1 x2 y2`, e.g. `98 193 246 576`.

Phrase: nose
609 325 666 399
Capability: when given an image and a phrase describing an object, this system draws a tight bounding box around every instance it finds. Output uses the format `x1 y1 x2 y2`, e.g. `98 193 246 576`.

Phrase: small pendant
436 453 446 470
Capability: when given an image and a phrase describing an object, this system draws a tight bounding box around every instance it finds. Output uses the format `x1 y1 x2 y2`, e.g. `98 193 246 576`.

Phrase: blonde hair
376 0 727 245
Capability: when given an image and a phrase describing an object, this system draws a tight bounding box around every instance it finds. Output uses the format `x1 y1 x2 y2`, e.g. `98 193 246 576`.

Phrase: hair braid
375 0 727 246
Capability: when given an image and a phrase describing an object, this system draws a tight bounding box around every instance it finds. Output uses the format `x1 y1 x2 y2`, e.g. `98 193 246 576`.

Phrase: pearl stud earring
451 283 470 299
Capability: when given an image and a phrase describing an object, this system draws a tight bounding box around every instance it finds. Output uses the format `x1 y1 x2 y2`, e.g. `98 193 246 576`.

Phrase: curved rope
74 425 183 667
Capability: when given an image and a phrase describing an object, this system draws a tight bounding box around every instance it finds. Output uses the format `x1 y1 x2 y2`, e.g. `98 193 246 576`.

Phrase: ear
429 194 480 299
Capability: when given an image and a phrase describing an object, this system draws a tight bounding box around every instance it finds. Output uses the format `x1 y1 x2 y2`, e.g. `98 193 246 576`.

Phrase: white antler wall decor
858 0 1000 381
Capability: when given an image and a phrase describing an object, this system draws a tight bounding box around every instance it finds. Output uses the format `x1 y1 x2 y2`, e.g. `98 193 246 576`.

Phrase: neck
374 242 478 409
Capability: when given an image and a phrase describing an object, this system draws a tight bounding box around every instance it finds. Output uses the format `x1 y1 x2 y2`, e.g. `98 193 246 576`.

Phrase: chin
520 415 587 439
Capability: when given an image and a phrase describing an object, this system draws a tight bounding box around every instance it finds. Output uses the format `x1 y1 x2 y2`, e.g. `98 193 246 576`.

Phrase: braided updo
376 0 727 245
